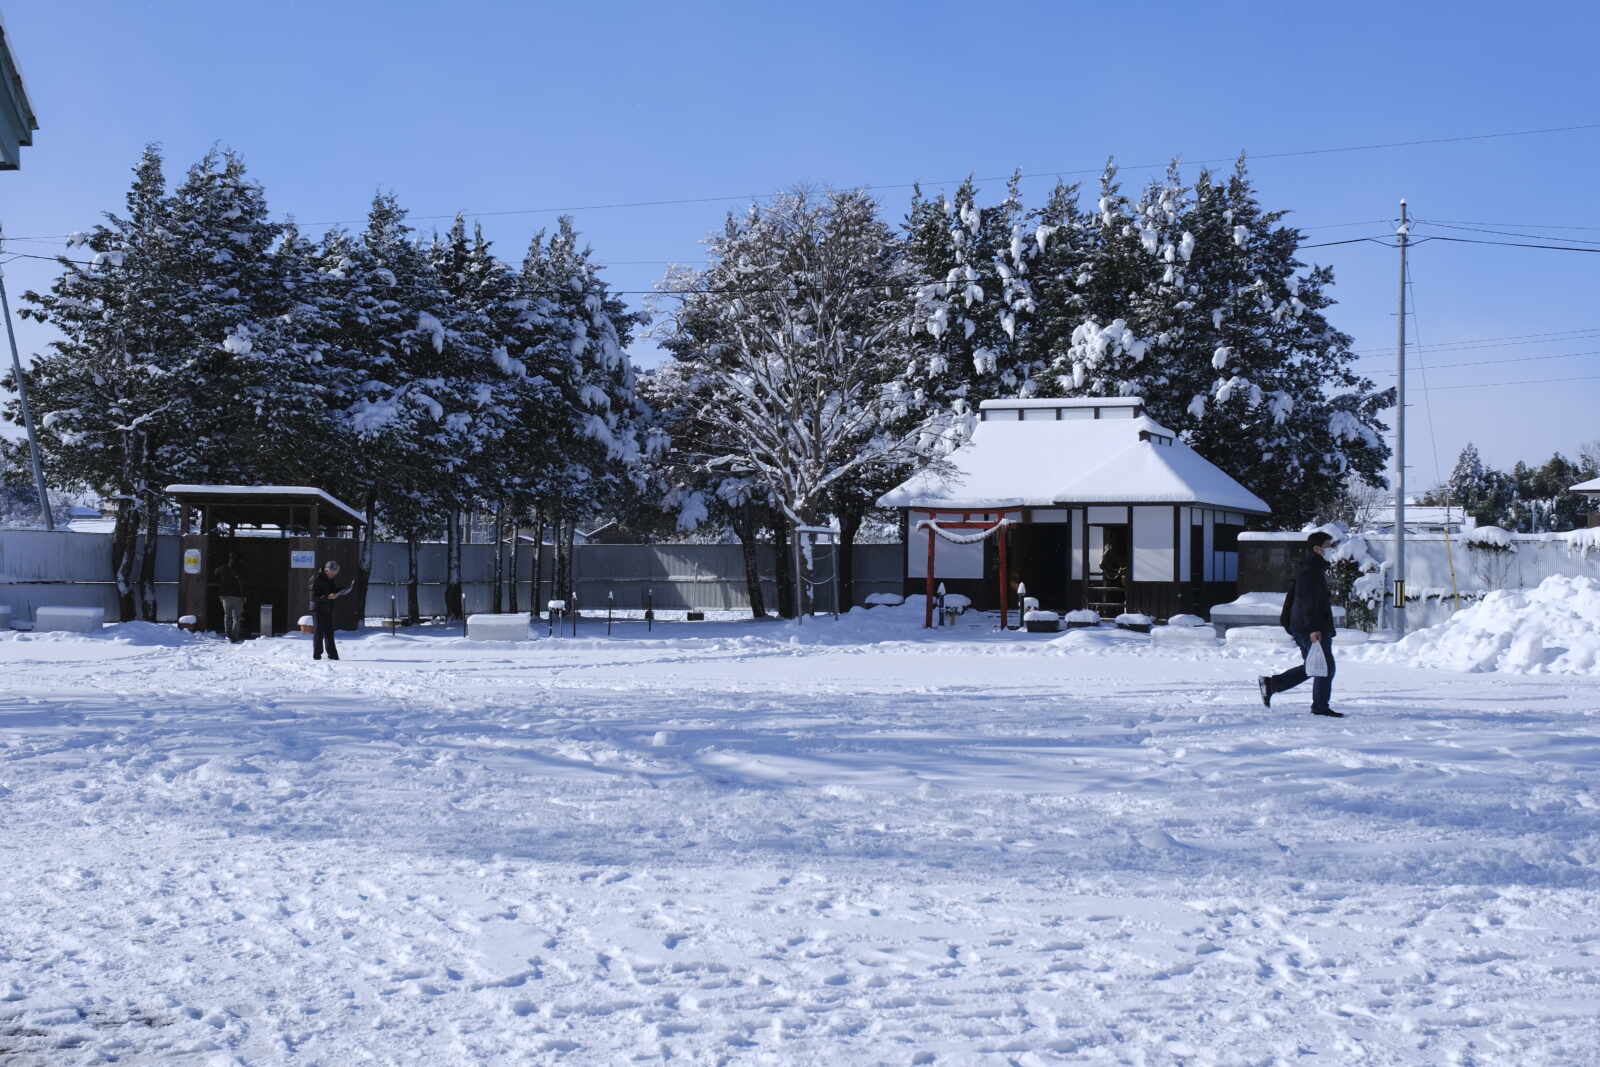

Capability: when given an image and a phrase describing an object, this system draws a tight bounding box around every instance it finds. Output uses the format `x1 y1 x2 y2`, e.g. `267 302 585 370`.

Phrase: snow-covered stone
1065 609 1100 627
1166 613 1207 627
865 593 904 607
466 614 532 642
32 606 105 633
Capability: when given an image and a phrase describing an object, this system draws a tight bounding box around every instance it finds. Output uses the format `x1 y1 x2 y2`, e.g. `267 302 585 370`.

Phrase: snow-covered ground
3 607 1599 1064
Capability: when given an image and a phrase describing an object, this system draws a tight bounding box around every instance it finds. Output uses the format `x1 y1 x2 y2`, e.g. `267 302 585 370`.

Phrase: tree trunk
772 513 795 619
356 487 377 617
552 517 568 615
530 515 545 620
445 506 464 620
138 485 160 622
111 494 138 623
507 515 521 615
492 500 506 613
837 506 863 612
731 499 766 618
405 532 421 624
562 519 578 612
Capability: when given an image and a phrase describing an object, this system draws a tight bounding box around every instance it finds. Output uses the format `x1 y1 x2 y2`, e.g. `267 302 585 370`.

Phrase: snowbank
1362 575 1600 676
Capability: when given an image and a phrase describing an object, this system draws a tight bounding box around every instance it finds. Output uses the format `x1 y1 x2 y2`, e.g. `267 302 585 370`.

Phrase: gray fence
0 529 903 624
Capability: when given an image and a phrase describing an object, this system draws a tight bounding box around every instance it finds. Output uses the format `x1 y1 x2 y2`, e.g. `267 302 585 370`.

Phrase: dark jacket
213 562 245 598
1281 551 1336 636
310 570 346 617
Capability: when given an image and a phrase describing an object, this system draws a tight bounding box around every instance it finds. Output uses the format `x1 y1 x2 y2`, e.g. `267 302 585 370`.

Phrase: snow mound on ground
1364 575 1600 675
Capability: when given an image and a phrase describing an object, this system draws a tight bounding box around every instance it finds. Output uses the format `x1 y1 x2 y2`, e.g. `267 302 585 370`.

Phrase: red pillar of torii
916 509 1020 629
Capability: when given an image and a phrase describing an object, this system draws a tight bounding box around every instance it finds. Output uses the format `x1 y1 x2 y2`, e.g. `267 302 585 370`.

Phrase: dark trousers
313 610 339 660
1268 631 1334 711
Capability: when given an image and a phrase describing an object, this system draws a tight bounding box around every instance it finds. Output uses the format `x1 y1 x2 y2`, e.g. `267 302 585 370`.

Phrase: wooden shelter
879 398 1271 624
168 485 366 637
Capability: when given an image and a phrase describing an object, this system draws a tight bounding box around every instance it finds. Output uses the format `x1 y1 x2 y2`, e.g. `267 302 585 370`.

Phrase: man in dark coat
310 560 347 661
212 552 246 643
1259 530 1343 717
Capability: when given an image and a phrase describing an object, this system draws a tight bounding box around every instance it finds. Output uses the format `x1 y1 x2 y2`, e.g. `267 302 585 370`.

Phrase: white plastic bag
1305 640 1329 678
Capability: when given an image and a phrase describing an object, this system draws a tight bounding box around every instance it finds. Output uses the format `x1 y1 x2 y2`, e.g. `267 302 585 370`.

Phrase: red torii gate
913 508 1022 629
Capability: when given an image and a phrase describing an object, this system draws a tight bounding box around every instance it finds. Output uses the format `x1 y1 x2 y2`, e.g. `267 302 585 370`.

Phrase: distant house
1363 503 1475 536
878 397 1269 622
1573 477 1600 528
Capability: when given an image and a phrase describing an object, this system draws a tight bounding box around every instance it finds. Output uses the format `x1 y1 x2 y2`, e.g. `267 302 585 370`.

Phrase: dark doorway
1087 524 1130 616
1010 524 1071 611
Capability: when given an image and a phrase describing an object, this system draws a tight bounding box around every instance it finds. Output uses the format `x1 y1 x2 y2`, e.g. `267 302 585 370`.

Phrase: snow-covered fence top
1240 527 1600 600
0 530 903 623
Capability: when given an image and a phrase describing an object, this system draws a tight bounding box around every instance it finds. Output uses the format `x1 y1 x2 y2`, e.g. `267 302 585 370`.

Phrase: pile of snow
1362 575 1600 676
1463 525 1515 550
1166 613 1207 627
1152 622 1217 644
1115 612 1152 626
864 593 904 607
1064 609 1100 626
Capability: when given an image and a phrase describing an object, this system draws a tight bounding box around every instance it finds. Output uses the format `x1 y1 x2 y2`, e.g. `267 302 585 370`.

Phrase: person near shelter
212 551 246 643
310 560 348 661
1259 530 1344 718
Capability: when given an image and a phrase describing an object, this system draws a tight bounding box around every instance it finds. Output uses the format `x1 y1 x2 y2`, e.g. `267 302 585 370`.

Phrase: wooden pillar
923 520 935 629
998 521 1009 630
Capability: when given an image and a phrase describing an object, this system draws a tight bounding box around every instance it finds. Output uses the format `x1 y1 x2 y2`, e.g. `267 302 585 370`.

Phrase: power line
1420 218 1600 232
1427 373 1600 391
1416 218 1600 246
1379 347 1600 374
1351 325 1600 357
1 120 1594 241
1423 235 1600 254
1403 262 1444 487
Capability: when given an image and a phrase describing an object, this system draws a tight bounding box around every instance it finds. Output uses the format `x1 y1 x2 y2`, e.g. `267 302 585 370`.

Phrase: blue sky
3 0 1597 484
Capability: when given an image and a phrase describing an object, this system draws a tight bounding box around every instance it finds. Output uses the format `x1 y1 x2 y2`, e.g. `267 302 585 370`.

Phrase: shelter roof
878 398 1269 514
1571 477 1600 495
165 484 366 529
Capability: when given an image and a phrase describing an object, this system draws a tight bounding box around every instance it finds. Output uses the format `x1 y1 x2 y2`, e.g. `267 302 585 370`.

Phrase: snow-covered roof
165 484 367 526
879 399 1269 513
1571 477 1600 495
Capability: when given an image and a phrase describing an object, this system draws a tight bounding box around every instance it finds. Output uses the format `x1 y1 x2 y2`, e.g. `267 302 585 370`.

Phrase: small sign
290 550 316 569
183 548 202 575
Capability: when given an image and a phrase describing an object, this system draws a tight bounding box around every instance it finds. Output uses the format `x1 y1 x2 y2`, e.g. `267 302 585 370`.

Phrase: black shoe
313 655 321 660
1258 676 1273 708
1312 708 1344 718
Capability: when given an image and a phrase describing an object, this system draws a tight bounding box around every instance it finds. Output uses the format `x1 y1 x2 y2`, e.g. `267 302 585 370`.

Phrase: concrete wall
0 530 903 624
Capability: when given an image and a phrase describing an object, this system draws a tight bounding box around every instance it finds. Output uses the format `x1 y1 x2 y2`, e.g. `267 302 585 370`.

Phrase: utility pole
1392 200 1408 635
0 229 53 530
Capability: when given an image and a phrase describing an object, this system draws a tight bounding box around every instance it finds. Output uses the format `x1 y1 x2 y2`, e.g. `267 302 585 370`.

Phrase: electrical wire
1422 235 1600 254
1415 219 1600 246
0 120 1594 240
1426 373 1600 391
1378 347 1600 374
1403 262 1445 487
1350 325 1600 357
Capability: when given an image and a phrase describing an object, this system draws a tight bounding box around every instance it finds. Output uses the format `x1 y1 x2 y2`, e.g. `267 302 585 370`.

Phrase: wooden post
998 521 1009 631
923 518 935 629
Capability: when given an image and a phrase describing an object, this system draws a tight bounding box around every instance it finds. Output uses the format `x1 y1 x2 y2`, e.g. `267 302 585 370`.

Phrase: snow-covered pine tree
903 176 1036 414
1045 158 1392 526
519 218 653 551
1444 442 1491 520
15 146 195 619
